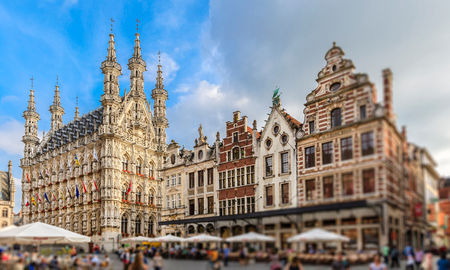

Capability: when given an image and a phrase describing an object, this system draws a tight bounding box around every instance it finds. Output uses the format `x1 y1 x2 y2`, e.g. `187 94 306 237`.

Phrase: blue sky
1 1 450 212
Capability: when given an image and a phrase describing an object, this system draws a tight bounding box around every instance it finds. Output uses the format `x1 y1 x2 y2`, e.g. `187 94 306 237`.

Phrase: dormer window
198 150 204 160
330 82 341 92
232 147 240 160
332 65 337 72
170 154 176 165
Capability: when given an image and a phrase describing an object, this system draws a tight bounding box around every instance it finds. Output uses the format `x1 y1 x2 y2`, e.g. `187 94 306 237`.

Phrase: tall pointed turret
101 31 122 129
152 52 168 152
128 32 146 97
49 78 64 131
22 79 40 160
74 96 80 120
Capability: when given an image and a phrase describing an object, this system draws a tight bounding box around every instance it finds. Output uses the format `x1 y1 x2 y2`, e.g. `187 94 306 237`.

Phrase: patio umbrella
287 228 349 243
0 222 90 245
226 232 275 243
153 234 184 243
0 225 17 233
121 236 154 243
184 234 222 243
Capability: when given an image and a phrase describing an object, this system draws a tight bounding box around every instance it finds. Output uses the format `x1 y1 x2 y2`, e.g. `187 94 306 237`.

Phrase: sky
0 0 450 213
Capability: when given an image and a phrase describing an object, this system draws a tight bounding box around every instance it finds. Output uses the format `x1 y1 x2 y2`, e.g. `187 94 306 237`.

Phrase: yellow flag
31 196 37 206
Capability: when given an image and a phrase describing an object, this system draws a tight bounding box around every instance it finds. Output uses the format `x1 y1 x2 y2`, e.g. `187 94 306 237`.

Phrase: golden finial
136 18 140 33
56 75 59 86
158 51 161 65
30 76 34 89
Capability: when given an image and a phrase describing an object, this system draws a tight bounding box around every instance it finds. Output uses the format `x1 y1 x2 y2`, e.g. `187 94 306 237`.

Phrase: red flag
26 201 29 206
126 180 131 195
26 173 31 183
93 179 98 191
37 194 41 202
82 182 87 193
52 192 57 201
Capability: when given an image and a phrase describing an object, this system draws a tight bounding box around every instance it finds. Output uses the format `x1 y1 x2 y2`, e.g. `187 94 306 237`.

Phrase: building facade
20 31 166 251
0 161 15 228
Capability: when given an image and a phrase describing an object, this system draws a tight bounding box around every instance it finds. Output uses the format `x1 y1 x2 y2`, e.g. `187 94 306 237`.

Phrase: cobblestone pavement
107 254 416 270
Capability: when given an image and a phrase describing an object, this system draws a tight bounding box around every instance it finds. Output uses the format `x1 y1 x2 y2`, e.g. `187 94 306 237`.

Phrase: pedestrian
331 252 349 270
223 244 230 267
369 254 387 270
414 248 424 269
128 252 148 270
381 245 389 264
152 251 163 270
283 257 303 270
269 248 282 270
390 246 400 268
405 254 414 270
437 252 450 270
421 252 433 270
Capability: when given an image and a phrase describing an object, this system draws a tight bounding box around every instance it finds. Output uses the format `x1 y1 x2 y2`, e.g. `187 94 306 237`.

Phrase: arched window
121 215 128 234
149 191 154 205
136 160 142 175
135 217 141 235
149 163 154 177
122 157 129 171
148 218 154 236
122 185 128 201
331 108 342 128
136 188 142 203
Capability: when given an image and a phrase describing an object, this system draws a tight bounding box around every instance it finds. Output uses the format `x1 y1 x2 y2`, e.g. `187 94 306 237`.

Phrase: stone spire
49 77 64 131
152 53 168 152
74 96 80 120
106 33 117 62
128 32 146 97
22 78 40 160
156 51 164 89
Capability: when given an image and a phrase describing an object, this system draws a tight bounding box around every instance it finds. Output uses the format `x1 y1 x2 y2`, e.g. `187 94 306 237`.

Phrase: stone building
20 30 167 251
0 161 15 228
160 125 219 236
295 43 425 251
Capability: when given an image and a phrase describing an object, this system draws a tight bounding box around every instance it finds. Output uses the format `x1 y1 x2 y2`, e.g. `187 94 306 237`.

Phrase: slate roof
37 107 103 155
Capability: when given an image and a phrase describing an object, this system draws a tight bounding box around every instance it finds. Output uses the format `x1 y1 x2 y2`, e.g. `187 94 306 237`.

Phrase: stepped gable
37 107 103 155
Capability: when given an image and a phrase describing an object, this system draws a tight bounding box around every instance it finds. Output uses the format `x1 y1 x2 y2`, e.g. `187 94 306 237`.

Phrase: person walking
331 252 349 270
369 254 387 270
381 245 390 264
283 257 303 270
128 252 148 270
437 252 450 270
152 252 163 270
269 249 282 270
421 252 433 270
414 248 424 269
223 244 230 267
390 246 400 268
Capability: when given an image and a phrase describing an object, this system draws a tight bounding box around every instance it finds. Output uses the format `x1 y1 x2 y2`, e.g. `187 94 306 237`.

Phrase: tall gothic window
149 163 154 177
122 158 128 171
135 217 141 235
136 161 142 175
149 191 154 205
331 108 342 128
121 215 128 234
136 189 142 203
122 186 128 201
148 219 154 236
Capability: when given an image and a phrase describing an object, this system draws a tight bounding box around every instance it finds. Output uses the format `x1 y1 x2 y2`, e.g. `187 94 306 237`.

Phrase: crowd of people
0 246 111 270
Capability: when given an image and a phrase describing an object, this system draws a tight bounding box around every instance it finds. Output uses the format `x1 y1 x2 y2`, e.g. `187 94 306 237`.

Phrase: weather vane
56 75 59 86
30 76 34 89
136 18 140 32
158 51 161 65
110 18 115 33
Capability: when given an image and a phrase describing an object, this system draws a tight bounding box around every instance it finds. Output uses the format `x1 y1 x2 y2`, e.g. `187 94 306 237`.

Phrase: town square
0 1 449 269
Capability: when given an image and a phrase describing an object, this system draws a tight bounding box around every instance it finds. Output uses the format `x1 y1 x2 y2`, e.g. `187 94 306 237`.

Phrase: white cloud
0 119 24 155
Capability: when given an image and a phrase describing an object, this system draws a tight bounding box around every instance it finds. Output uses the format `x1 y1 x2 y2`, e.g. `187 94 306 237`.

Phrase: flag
37 193 41 202
60 189 64 201
26 201 29 206
44 192 50 203
39 170 43 178
52 192 57 201
76 185 80 198
273 87 280 98
93 148 98 161
67 187 72 199
93 179 98 191
26 173 31 183
82 181 87 193
74 154 80 167
126 179 132 195
31 196 37 206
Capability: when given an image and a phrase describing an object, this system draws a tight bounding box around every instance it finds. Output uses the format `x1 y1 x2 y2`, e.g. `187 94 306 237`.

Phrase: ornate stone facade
20 31 166 251
0 161 15 228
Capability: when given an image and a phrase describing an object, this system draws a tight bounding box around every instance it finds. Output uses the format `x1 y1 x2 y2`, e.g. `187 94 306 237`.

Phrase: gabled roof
281 110 302 129
0 171 11 201
37 107 103 155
